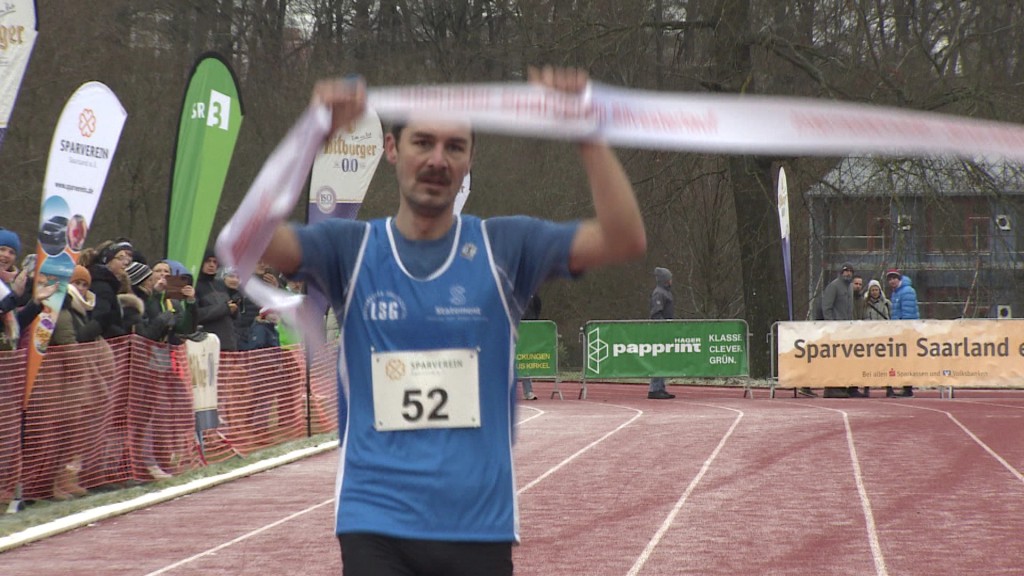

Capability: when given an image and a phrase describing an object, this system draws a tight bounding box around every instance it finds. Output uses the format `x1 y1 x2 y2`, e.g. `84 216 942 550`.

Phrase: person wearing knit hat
126 261 153 287
70 265 92 290
0 227 21 256
0 228 22 287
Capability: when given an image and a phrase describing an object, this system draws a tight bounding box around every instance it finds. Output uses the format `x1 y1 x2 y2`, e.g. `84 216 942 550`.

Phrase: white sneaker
523 393 538 400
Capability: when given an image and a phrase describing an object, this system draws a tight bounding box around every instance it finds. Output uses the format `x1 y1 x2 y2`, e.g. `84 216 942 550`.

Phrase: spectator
864 279 890 321
81 240 134 339
846 274 868 397
821 263 855 398
648 267 675 399
886 269 919 398
518 294 541 401
222 267 259 350
151 260 198 341
194 250 238 351
255 66 645 574
851 275 865 320
822 262 854 321
49 265 111 498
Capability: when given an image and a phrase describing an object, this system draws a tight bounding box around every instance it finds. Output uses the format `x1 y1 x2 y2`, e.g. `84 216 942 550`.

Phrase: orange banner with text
778 320 1024 389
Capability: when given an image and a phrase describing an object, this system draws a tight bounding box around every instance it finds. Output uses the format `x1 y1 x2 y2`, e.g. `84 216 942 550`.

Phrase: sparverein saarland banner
0 0 38 151
307 108 383 224
778 319 1024 389
24 81 127 407
166 53 243 276
584 320 749 379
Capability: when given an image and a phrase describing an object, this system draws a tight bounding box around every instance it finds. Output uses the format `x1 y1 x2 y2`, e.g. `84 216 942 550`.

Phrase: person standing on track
258 66 646 576
647 266 676 399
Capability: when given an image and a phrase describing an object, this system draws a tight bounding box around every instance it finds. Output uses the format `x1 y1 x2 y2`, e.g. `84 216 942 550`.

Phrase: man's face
223 273 240 290
841 268 853 281
202 256 218 275
385 121 473 217
852 277 863 295
887 275 900 290
0 246 15 270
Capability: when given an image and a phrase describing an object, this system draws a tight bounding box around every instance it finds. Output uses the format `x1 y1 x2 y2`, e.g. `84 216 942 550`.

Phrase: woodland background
2 1 1023 374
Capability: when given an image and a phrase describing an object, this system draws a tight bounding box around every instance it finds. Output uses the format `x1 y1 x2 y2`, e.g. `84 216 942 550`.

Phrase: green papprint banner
584 320 749 379
166 53 244 276
516 320 558 378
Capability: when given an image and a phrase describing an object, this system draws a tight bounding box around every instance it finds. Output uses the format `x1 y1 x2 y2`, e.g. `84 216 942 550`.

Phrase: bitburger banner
778 320 1024 389
24 81 127 407
0 0 38 151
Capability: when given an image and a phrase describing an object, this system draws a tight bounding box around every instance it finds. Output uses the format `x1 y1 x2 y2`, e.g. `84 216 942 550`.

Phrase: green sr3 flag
167 53 244 275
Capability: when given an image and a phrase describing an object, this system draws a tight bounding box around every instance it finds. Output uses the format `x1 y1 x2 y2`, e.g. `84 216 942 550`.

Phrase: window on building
828 198 890 253
926 198 991 253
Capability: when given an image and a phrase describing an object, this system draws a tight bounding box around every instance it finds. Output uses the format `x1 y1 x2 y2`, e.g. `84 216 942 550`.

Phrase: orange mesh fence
2 335 340 503
0 349 27 504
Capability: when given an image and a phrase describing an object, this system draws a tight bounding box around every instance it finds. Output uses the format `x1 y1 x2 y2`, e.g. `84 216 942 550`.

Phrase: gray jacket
822 275 853 320
650 267 674 320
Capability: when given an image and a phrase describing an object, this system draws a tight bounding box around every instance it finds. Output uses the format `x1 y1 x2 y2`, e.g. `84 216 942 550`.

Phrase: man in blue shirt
260 66 646 576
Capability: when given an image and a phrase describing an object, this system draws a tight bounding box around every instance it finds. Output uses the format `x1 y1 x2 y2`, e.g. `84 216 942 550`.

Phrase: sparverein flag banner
0 0 38 151
24 81 127 407
777 167 792 321
308 108 383 224
167 53 244 276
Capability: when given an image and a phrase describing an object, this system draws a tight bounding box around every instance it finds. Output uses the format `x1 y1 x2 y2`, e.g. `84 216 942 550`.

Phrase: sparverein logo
385 359 405 380
79 109 97 138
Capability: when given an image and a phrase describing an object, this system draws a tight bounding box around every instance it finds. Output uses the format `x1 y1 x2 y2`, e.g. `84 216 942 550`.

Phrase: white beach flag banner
0 0 38 150
219 81 1024 346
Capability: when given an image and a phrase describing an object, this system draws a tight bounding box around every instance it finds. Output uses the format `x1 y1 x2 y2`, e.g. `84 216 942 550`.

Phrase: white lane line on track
895 404 1024 484
626 404 743 576
517 403 642 495
816 407 889 576
517 405 546 425
142 498 335 576
142 405 552 569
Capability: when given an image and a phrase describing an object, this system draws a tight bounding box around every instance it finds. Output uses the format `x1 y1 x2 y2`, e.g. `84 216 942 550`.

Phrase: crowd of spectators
0 226 302 500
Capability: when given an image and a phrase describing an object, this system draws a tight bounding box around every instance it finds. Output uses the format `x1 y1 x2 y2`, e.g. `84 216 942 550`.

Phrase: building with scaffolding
807 157 1024 320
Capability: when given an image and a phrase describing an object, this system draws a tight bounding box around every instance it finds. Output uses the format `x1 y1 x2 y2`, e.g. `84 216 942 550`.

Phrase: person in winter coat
82 240 134 340
49 265 112 499
195 250 238 351
863 279 891 321
648 267 675 399
886 269 919 397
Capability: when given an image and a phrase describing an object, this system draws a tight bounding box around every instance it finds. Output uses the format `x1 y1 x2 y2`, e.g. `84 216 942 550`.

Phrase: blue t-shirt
295 214 577 542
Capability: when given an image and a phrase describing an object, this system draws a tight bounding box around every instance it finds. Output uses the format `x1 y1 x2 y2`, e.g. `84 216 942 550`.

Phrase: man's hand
312 75 367 136
527 65 589 94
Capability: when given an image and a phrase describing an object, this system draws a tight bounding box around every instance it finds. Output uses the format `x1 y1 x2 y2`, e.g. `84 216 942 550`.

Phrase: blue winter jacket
890 275 920 320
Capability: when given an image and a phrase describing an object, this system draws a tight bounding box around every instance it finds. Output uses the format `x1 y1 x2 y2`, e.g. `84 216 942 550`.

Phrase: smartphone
164 274 192 300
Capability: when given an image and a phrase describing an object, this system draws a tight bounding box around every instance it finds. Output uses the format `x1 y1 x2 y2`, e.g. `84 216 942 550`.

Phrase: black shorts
338 533 514 576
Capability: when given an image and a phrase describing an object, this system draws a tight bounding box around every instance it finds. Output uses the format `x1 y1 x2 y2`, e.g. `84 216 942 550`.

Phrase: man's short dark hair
389 122 475 149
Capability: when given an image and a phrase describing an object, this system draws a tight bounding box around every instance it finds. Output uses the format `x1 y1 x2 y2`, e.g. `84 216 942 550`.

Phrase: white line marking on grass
142 498 335 576
626 404 742 576
816 407 889 576
0 441 339 554
517 404 642 495
896 404 1024 484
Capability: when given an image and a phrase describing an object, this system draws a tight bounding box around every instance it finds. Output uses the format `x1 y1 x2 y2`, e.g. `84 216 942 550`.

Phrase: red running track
3 383 1023 575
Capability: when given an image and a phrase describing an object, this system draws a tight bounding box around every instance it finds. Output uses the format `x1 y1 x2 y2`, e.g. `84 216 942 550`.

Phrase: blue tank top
335 215 519 542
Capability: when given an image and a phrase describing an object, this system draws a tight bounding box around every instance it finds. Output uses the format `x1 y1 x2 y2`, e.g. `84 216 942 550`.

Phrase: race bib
371 348 481 431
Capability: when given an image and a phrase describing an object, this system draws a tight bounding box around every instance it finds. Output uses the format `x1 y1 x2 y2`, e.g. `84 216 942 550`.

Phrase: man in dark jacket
648 267 675 399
